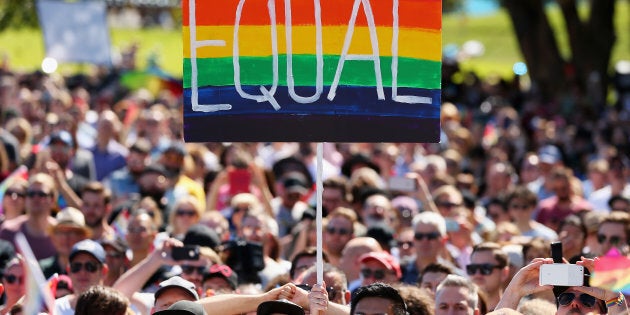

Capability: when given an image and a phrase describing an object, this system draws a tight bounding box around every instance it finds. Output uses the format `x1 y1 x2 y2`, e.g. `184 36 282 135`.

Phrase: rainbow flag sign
591 248 630 294
183 0 441 142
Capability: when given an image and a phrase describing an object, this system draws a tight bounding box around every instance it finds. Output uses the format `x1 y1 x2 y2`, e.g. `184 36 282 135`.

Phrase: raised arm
495 258 554 310
113 238 182 297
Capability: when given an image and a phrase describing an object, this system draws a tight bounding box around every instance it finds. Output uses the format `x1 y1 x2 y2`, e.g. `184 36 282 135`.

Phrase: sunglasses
597 234 621 245
3 274 23 284
176 209 197 217
181 265 206 275
360 268 389 280
5 190 25 200
325 226 351 236
70 261 100 273
26 190 50 198
414 231 441 241
557 292 597 308
296 284 336 300
466 263 502 276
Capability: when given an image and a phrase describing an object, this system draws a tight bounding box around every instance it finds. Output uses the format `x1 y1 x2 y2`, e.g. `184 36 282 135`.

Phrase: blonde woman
157 195 203 244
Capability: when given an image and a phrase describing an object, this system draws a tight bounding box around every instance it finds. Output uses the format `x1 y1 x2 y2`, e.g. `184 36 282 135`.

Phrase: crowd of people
0 47 628 315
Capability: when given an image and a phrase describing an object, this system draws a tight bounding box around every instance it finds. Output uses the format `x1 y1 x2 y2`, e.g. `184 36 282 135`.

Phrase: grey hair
411 211 447 236
436 274 478 310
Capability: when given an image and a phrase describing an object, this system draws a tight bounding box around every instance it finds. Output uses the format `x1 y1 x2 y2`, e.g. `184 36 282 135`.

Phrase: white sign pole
316 142 324 285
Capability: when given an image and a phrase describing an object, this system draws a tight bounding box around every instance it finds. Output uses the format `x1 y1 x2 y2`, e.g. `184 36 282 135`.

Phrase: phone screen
172 246 200 261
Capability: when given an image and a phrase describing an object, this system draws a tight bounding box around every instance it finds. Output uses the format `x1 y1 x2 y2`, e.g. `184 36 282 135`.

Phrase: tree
0 0 39 31
502 0 616 107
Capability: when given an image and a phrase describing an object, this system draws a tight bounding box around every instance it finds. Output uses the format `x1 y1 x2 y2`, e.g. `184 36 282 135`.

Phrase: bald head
339 237 383 282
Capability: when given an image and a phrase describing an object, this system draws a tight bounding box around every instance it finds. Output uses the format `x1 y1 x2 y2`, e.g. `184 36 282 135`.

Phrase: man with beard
80 181 116 241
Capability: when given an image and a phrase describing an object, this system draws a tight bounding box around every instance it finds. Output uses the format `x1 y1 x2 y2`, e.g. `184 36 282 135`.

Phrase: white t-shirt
53 295 74 315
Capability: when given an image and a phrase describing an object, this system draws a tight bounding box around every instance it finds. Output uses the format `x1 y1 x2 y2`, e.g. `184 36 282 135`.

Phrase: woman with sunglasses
0 256 25 315
496 257 628 314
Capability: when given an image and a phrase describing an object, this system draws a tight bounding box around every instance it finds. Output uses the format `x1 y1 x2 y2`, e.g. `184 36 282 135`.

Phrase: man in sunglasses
358 251 401 286
496 258 628 315
401 211 460 284
593 211 629 256
467 242 510 311
54 239 109 315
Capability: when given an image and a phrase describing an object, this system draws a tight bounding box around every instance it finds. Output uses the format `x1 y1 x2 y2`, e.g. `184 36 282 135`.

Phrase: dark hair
75 285 129 315
418 263 454 284
290 247 329 279
506 185 538 208
351 283 407 315
472 242 509 268
557 215 586 239
81 181 112 205
393 284 434 315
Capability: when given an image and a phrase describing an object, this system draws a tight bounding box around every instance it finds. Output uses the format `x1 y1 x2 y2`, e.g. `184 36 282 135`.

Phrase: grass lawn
0 2 628 79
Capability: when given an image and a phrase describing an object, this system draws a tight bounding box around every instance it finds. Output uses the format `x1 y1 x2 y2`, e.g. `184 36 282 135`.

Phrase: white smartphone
539 264 584 286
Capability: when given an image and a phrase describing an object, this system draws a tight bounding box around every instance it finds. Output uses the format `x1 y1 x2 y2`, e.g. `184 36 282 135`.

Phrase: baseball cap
129 138 152 155
282 172 309 195
538 145 561 164
153 300 206 315
257 299 304 315
155 276 200 301
69 239 106 264
49 130 74 147
203 264 238 290
163 141 187 156
358 251 402 279
183 224 220 249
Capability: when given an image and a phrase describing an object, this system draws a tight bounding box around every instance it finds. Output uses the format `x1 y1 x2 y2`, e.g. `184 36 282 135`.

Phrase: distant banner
37 0 112 65
183 0 442 142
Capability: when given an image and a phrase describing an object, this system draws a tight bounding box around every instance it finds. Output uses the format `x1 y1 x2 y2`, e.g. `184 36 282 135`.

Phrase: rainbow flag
15 233 57 315
591 248 630 294
0 165 28 215
183 0 442 142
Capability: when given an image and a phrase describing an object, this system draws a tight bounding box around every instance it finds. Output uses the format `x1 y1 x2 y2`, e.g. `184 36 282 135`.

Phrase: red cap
358 251 402 279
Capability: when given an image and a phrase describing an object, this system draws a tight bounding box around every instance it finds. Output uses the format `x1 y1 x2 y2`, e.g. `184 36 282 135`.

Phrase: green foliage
0 0 39 31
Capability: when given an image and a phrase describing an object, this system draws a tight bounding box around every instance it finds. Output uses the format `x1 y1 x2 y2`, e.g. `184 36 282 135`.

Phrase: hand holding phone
539 264 584 286
171 245 200 261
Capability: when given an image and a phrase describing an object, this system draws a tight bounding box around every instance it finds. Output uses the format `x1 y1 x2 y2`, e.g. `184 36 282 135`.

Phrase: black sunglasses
70 261 100 273
181 265 206 275
26 190 50 198
3 274 23 284
325 226 351 236
557 292 596 308
414 231 441 241
296 284 336 300
597 234 621 245
5 190 25 199
466 263 502 276
361 268 389 280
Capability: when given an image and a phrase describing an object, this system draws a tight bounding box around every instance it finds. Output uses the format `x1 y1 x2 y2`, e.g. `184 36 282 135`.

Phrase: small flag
0 165 28 215
591 248 630 294
15 233 56 315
